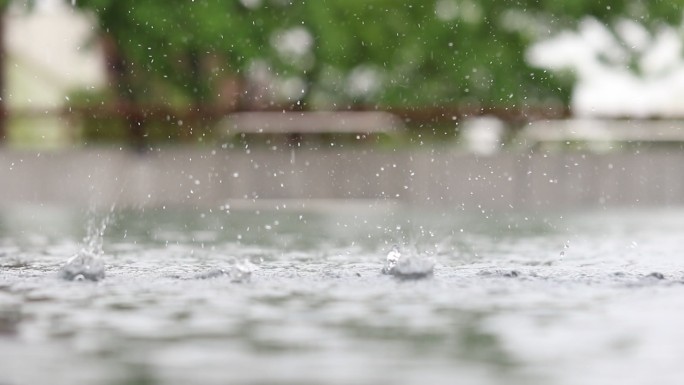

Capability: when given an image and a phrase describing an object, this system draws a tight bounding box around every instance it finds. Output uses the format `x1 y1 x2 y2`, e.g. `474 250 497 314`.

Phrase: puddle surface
1 205 684 385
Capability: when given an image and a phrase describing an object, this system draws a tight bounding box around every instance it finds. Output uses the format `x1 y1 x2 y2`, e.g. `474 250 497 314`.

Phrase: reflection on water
1 205 684 385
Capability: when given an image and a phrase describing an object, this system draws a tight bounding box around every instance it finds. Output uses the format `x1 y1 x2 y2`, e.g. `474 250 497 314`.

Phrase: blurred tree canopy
71 0 683 110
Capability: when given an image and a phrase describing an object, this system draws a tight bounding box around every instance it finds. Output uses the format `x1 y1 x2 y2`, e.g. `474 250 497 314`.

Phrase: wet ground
1 203 684 385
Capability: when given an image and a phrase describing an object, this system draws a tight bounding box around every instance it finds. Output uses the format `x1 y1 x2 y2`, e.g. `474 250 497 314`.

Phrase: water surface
1 204 683 385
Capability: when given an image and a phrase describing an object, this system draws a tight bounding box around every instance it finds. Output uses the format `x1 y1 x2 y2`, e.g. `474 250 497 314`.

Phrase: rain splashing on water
58 205 115 281
382 244 435 279
560 240 570 258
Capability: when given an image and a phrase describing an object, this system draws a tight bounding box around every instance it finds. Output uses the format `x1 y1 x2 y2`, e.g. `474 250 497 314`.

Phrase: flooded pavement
1 204 684 385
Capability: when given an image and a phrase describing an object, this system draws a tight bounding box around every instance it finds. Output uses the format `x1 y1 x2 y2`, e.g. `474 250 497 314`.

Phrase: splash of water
383 244 401 273
59 206 115 282
560 240 570 258
382 244 434 279
59 251 105 282
230 259 258 283
195 259 258 283
83 211 111 256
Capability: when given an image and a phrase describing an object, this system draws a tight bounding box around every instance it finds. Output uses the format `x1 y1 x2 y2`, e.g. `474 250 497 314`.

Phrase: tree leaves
70 0 683 108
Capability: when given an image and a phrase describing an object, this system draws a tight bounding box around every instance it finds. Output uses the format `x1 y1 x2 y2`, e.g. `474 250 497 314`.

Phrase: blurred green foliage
73 0 682 109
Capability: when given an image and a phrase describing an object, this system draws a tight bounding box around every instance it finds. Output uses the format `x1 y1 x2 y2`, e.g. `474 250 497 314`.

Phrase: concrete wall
1 147 683 210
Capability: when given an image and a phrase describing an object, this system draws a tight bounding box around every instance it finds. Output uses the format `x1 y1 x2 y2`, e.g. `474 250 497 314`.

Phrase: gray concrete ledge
1 147 682 210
